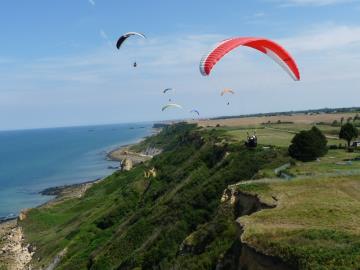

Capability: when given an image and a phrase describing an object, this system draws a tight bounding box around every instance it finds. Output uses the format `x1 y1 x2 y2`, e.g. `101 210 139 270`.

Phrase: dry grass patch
195 112 358 128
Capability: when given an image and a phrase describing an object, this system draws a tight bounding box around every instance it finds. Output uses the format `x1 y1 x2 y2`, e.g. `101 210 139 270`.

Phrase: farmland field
195 112 359 128
193 111 360 148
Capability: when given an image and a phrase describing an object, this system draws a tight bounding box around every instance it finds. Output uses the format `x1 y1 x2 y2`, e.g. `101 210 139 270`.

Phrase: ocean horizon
0 122 152 220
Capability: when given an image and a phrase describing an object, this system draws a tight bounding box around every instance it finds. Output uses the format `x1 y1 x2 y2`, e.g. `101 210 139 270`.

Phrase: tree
353 114 359 122
288 127 328 162
340 117 344 126
339 123 358 148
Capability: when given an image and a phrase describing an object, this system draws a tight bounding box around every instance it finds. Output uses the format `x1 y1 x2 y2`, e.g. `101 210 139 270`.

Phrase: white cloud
88 0 95 6
253 12 265 17
281 25 360 52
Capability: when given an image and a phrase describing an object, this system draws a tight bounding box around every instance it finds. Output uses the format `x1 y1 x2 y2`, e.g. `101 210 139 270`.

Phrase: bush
288 127 328 162
328 144 338 150
339 123 358 148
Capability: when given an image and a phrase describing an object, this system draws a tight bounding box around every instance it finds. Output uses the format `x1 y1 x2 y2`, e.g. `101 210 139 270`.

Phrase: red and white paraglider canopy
199 37 300 81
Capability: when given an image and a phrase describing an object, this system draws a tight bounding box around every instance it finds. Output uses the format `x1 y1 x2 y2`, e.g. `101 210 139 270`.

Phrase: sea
0 123 152 220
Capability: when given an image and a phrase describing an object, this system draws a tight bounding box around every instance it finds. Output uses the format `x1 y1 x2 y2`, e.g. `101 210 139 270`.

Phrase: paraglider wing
163 88 173 94
162 103 183 112
199 37 300 81
220 89 235 96
190 109 200 116
116 32 146 49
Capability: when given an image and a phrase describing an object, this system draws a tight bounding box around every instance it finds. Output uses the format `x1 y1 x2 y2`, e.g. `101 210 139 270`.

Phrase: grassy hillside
238 176 360 270
20 122 360 269
225 122 360 269
21 123 289 269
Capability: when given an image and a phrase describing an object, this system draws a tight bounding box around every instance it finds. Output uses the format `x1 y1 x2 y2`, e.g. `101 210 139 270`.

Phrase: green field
224 123 342 147
223 122 360 269
238 176 360 270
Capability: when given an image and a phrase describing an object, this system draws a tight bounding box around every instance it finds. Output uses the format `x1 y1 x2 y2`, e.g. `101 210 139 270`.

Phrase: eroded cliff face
0 220 33 270
217 187 294 270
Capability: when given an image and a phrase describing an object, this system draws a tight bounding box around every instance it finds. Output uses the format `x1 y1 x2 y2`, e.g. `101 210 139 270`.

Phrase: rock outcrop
144 167 156 179
216 186 294 270
18 210 29 221
121 158 133 171
0 220 33 270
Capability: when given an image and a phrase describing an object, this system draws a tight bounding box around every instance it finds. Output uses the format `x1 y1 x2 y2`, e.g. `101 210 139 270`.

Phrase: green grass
20 122 360 269
288 149 360 177
238 176 360 269
21 123 290 269
266 123 340 136
227 127 295 147
22 168 146 269
224 123 342 147
224 122 360 269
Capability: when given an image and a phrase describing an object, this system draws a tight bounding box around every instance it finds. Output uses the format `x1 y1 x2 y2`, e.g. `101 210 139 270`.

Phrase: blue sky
0 0 360 130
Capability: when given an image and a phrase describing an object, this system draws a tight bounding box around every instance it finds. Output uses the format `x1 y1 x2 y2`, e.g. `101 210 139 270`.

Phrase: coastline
0 176 99 270
37 141 146 205
0 128 157 222
107 144 154 164
0 176 105 268
36 129 161 208
0 125 162 269
106 127 162 163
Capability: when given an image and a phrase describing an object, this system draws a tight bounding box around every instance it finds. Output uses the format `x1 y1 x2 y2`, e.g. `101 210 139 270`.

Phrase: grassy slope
226 123 360 269
226 124 340 147
238 176 360 270
21 123 289 270
20 122 360 269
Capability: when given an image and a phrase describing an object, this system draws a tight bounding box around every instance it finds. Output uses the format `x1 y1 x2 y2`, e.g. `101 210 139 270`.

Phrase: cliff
13 123 360 269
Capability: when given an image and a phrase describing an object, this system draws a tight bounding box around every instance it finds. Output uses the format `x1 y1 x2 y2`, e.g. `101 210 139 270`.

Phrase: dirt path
44 248 67 270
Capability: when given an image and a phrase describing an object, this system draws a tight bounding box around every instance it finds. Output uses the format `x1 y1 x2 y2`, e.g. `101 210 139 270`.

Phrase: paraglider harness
245 132 257 148
133 61 137 67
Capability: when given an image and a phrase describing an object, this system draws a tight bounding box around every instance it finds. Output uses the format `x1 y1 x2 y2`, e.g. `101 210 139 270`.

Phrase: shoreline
39 178 101 197
0 126 162 269
0 132 153 223
0 216 17 225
